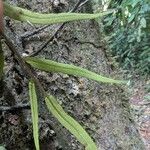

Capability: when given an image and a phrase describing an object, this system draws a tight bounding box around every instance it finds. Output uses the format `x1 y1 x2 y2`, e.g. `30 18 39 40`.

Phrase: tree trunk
0 0 145 150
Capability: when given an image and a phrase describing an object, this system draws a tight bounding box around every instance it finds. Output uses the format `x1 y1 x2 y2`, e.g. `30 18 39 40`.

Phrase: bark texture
0 0 145 150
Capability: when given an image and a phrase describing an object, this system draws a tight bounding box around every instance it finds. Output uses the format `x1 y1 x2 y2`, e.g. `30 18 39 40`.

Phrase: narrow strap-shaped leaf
29 80 40 150
45 95 97 150
25 57 127 84
4 2 113 25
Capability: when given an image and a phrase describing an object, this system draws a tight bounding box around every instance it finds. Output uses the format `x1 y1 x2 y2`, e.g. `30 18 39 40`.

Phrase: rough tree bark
0 0 145 150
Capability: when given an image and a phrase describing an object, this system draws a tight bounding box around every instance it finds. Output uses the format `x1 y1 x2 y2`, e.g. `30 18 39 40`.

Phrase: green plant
0 1 126 150
103 0 150 75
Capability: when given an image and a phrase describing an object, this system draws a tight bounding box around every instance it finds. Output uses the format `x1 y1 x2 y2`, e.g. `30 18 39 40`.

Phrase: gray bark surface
0 0 145 150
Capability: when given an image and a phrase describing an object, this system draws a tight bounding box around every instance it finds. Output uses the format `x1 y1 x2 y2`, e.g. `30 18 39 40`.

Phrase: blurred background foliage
101 0 150 75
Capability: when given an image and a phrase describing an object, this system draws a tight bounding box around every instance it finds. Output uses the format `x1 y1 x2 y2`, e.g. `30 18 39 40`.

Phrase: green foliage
4 2 112 25
45 95 97 150
103 0 150 74
29 81 40 150
25 55 126 149
25 57 126 84
24 55 126 150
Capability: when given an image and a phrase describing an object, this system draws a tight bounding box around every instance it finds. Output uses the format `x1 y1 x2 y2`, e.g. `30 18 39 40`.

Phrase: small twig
0 104 30 112
30 0 89 57
2 33 46 96
1 33 49 115
21 25 49 40
70 0 89 12
30 24 64 57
